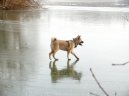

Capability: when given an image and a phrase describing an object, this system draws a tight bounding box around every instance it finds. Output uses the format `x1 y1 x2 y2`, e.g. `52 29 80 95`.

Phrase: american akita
49 35 84 60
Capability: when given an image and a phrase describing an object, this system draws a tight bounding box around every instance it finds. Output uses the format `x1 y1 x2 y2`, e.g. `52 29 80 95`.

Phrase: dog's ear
52 38 56 41
54 38 56 41
77 35 80 39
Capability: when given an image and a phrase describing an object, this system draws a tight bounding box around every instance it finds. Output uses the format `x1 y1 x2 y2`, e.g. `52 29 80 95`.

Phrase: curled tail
50 37 57 48
51 37 57 43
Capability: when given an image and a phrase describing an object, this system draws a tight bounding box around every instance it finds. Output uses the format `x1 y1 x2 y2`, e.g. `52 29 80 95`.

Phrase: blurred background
0 0 129 96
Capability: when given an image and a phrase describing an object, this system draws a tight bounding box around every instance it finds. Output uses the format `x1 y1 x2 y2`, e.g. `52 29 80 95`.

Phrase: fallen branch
89 92 100 96
112 61 129 66
115 92 117 96
90 68 109 96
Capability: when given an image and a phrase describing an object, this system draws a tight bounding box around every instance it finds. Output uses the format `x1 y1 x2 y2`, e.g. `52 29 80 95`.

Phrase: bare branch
115 92 117 96
112 61 129 66
90 68 109 96
89 92 100 96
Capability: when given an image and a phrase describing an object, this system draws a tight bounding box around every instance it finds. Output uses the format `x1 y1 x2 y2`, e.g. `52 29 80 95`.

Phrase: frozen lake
0 8 129 96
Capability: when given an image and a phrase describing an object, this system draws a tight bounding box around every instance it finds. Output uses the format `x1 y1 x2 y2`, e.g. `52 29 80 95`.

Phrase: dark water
0 8 129 96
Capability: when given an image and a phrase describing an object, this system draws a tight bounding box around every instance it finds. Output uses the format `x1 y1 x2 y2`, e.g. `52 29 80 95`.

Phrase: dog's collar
66 40 78 48
66 40 69 43
66 40 70 48
72 40 78 48
74 42 78 48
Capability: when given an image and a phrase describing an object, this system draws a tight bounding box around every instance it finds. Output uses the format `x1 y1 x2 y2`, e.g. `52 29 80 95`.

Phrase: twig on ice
89 92 100 96
115 92 117 96
112 61 129 66
90 68 109 96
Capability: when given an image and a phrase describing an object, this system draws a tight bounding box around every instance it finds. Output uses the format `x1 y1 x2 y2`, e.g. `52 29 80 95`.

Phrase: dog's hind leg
49 51 53 60
71 51 79 60
52 51 58 61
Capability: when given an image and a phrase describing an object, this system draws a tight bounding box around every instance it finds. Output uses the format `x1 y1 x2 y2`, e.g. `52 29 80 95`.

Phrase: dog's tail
51 37 57 42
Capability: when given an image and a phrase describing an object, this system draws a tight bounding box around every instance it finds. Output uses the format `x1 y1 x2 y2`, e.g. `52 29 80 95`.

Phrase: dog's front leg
71 51 79 60
67 51 71 60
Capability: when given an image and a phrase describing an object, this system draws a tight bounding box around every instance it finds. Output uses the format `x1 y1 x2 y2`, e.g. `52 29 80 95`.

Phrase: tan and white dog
49 35 84 60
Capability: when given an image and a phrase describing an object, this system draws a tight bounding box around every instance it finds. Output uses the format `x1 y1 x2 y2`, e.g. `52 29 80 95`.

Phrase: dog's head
73 35 84 47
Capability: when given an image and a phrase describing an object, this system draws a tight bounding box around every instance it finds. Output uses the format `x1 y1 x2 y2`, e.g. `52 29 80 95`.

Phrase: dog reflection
49 60 82 83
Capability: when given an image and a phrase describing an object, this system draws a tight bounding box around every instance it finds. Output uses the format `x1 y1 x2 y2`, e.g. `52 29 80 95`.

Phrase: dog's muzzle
79 41 84 46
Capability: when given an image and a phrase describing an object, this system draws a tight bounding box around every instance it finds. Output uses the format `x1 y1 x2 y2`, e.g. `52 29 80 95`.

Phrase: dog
49 35 84 60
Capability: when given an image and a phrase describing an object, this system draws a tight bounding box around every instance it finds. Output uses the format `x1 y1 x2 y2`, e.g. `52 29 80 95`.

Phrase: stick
89 92 100 96
112 61 129 66
115 92 117 96
90 68 109 96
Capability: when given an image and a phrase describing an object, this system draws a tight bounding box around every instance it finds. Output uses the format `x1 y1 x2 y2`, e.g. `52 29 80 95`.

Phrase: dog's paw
68 59 71 61
76 58 79 60
55 59 59 61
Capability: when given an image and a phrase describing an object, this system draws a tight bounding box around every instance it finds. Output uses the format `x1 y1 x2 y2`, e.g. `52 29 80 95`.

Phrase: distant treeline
0 0 41 9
